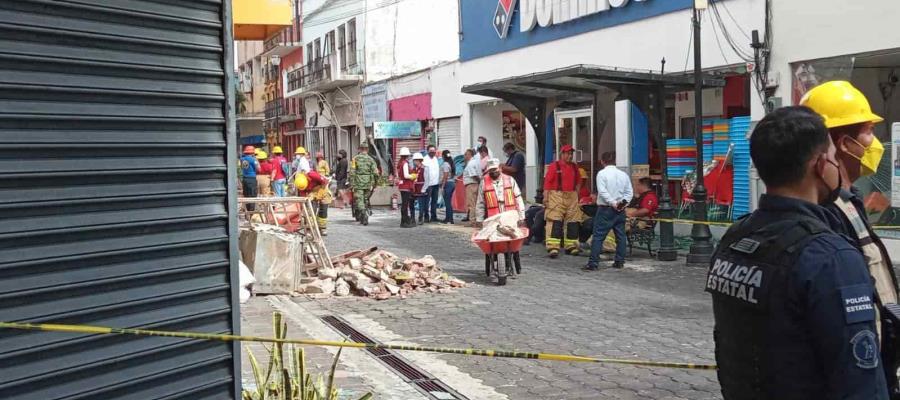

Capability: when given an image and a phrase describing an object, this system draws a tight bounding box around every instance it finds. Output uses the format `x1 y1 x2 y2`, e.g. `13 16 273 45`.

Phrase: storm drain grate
321 315 469 400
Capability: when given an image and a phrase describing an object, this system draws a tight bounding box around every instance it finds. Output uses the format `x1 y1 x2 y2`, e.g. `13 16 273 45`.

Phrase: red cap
560 144 575 153
243 145 255 154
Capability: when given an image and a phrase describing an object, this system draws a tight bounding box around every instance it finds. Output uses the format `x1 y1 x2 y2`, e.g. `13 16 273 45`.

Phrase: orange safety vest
483 174 518 218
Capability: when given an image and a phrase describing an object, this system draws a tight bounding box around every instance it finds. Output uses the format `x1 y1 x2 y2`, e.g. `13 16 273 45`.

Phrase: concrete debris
474 211 525 242
299 248 467 299
334 278 351 297
304 278 335 294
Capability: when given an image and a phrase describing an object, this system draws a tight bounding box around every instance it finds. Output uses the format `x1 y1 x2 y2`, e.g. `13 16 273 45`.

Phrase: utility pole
687 1 714 264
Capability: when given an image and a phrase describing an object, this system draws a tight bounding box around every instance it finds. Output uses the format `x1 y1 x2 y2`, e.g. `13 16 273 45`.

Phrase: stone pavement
296 208 722 399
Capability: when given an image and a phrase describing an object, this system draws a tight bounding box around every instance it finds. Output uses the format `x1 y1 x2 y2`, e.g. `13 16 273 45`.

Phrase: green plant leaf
356 394 374 400
326 347 343 400
246 346 267 400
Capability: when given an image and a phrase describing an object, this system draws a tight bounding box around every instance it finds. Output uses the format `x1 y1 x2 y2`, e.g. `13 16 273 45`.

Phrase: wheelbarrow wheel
484 255 492 277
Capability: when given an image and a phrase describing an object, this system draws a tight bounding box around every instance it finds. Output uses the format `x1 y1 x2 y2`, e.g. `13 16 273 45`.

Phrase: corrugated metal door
437 117 461 155
0 1 240 399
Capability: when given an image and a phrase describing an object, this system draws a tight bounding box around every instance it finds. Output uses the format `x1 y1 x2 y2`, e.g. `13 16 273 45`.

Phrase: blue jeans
442 181 456 222
273 179 286 197
416 195 428 221
588 206 627 265
427 185 440 221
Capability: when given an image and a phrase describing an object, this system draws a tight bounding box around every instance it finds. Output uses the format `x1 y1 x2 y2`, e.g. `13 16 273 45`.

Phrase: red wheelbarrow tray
472 228 530 255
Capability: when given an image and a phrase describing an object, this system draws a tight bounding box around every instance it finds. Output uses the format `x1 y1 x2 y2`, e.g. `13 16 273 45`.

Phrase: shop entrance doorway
555 108 594 191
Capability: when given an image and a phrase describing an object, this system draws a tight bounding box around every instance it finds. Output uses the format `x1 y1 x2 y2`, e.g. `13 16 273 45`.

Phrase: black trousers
400 190 414 223
242 177 257 211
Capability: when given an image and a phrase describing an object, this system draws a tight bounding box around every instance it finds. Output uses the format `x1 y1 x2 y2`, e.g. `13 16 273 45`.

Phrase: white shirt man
424 152 441 188
463 156 482 186
596 164 633 207
472 136 494 170
293 155 311 174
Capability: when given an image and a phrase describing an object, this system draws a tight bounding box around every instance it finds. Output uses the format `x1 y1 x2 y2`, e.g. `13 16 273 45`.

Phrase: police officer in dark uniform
708 106 888 399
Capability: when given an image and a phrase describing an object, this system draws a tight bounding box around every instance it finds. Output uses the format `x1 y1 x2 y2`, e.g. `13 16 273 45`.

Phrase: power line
707 12 730 65
302 0 412 29
707 0 753 62
683 21 694 72
715 0 750 40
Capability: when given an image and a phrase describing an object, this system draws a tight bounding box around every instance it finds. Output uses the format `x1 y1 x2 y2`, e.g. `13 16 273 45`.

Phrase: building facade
755 0 900 236
457 0 763 204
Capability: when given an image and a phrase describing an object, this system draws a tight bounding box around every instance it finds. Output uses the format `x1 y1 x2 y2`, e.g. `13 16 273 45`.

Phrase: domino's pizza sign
494 0 518 39
519 0 649 33
462 0 691 60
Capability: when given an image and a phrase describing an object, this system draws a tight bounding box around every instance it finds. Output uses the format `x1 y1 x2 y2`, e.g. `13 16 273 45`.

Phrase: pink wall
281 48 303 70
389 93 432 121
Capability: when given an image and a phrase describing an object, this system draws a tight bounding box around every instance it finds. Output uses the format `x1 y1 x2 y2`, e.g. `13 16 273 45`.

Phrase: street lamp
687 1 714 264
656 59 677 261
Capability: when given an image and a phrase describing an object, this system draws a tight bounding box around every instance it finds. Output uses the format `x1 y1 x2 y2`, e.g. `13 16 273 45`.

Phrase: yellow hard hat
256 150 268 160
273 146 284 154
295 146 307 155
799 81 883 129
294 172 309 190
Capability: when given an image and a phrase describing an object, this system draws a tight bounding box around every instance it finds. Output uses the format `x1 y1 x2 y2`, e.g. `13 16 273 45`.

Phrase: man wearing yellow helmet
801 81 900 392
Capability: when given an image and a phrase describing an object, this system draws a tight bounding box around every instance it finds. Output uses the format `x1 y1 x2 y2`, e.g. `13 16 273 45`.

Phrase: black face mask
489 171 501 180
820 159 843 205
429 152 436 157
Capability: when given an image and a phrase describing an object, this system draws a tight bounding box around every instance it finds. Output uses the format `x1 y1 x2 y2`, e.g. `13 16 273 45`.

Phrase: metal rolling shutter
437 117 461 154
0 1 239 399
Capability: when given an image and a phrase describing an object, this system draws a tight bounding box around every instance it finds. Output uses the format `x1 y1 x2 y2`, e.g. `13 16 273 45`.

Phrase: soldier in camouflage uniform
350 142 378 225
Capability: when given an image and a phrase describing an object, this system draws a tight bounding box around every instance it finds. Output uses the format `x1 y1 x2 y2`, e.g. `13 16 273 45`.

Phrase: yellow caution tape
0 321 717 370
656 218 900 230
654 218 735 227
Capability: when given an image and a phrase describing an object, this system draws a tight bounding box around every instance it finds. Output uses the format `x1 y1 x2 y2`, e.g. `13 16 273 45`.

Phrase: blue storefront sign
240 135 265 145
460 0 691 61
373 121 423 139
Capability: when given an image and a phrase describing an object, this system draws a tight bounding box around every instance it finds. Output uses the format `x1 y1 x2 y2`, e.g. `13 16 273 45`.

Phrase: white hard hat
485 158 501 171
412 153 424 161
399 147 411 157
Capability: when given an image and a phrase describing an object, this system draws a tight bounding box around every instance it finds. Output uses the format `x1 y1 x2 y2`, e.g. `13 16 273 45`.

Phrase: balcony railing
285 51 364 94
264 100 283 121
263 25 302 56
263 64 279 83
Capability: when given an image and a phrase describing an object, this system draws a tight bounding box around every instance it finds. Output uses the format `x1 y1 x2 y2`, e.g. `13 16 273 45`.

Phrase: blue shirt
505 151 526 191
757 194 888 399
240 155 258 178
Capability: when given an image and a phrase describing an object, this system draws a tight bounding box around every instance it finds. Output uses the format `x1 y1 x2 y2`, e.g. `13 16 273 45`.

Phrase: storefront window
792 53 900 234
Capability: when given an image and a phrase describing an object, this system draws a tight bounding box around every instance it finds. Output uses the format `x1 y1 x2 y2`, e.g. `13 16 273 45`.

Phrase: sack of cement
474 210 524 242
239 260 256 303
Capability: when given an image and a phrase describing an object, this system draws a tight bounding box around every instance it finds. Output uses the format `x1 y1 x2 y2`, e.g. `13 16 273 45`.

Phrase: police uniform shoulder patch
850 330 879 369
729 238 760 254
840 284 876 325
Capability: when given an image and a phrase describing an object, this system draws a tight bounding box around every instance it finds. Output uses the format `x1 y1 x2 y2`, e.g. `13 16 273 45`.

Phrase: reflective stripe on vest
483 175 517 217
834 197 899 305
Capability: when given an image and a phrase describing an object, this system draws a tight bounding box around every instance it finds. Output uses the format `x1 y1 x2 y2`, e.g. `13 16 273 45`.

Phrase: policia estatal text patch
707 258 763 304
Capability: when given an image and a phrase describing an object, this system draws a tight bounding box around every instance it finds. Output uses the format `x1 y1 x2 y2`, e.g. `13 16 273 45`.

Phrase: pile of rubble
302 247 467 300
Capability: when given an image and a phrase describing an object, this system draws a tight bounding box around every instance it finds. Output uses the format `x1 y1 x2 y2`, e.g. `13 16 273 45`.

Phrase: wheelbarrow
472 228 528 286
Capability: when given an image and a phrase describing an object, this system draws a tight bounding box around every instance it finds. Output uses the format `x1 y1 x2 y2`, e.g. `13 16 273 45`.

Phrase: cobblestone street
280 208 723 399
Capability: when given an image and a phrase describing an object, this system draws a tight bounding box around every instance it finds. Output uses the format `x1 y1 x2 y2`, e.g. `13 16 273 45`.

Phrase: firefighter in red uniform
476 159 525 224
542 144 582 258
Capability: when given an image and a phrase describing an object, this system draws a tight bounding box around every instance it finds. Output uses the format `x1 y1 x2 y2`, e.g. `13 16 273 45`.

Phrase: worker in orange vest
476 159 525 225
